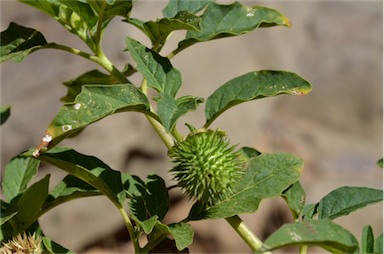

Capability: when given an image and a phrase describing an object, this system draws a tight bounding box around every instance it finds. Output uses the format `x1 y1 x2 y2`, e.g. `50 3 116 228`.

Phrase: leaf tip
290 90 305 96
289 86 311 96
284 17 292 28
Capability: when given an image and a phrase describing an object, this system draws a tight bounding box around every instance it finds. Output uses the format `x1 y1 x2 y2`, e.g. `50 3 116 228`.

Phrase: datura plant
0 0 382 253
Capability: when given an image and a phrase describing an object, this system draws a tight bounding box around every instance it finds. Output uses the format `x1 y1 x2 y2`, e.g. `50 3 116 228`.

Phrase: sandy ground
1 1 382 253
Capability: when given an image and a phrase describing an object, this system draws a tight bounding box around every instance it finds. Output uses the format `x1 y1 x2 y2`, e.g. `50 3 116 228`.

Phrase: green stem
148 115 175 149
42 43 128 83
225 215 263 252
171 127 183 142
166 44 191 59
141 233 169 253
95 52 129 83
94 1 106 54
42 43 97 62
118 207 141 252
139 79 175 149
46 43 179 149
46 40 182 252
299 245 308 254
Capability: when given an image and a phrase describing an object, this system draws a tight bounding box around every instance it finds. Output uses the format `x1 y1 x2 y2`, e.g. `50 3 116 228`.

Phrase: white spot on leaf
32 149 40 158
42 134 52 142
289 231 302 241
73 103 81 110
245 7 255 17
62 125 73 132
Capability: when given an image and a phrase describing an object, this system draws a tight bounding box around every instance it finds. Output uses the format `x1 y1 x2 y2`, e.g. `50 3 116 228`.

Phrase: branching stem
141 233 168 253
45 34 265 254
139 79 175 149
118 207 141 252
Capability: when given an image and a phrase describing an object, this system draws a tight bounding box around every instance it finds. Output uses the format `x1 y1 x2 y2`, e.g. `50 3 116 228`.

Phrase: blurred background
1 0 382 253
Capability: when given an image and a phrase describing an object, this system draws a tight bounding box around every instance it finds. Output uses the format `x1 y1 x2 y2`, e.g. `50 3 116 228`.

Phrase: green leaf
34 84 149 154
302 203 318 220
87 0 133 24
125 37 182 97
156 93 204 132
145 174 170 220
131 12 200 50
0 201 18 226
131 215 159 234
205 70 312 127
377 158 383 168
259 219 359 253
130 174 170 221
163 0 214 18
0 106 11 125
61 70 119 102
361 225 374 254
187 153 303 220
16 174 50 231
147 222 193 252
42 174 100 213
0 220 14 242
58 1 98 29
122 173 146 198
2 156 40 202
0 22 48 63
130 197 147 222
281 181 306 220
20 0 93 47
318 186 383 220
178 2 291 49
150 220 170 240
23 147 126 208
168 223 194 251
42 236 76 254
374 234 383 254
20 0 132 50
237 146 261 162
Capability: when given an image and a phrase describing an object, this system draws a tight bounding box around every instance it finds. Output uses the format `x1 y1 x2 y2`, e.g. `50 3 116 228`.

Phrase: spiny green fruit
0 233 42 254
168 129 243 205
